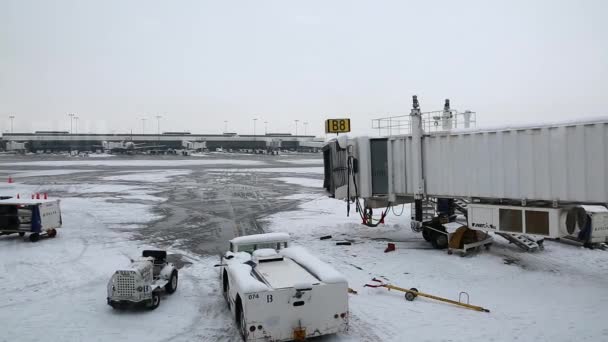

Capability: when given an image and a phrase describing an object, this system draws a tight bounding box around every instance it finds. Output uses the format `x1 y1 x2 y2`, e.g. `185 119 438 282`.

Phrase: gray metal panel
387 121 608 203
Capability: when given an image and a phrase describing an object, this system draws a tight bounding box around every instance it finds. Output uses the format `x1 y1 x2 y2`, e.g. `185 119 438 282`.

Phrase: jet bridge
323 96 608 249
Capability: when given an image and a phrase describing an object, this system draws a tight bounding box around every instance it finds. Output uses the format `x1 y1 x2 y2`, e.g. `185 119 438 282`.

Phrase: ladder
495 233 542 252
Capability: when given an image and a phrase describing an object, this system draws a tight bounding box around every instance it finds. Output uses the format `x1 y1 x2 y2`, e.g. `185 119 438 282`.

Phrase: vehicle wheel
405 288 418 301
110 302 121 310
238 301 247 341
431 232 448 249
149 292 161 310
18 232 25 237
165 270 178 294
29 233 40 242
222 270 230 305
48 229 57 238
422 228 431 242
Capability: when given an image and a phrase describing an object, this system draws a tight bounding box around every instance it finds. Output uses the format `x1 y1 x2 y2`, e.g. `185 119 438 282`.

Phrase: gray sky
1 0 607 136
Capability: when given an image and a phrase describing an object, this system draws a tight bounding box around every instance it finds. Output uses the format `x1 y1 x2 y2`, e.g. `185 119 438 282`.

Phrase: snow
252 248 280 258
277 159 322 165
262 195 608 341
1 159 266 167
230 232 290 246
0 198 60 205
207 167 323 174
227 263 270 293
103 170 192 183
0 168 237 342
0 169 96 177
280 246 347 284
273 177 323 188
3 160 608 341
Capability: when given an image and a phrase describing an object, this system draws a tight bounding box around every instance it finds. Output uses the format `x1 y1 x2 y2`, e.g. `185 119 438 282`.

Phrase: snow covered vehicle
0 198 62 242
107 250 178 310
220 233 349 341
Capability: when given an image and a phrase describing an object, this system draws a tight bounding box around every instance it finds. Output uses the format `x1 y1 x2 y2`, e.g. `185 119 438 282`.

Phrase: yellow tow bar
364 278 490 313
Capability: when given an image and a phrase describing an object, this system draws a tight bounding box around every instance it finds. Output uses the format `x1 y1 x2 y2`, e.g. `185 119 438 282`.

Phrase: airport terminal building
1 131 322 153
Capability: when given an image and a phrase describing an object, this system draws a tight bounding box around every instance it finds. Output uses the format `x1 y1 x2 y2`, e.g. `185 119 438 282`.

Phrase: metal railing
372 110 477 136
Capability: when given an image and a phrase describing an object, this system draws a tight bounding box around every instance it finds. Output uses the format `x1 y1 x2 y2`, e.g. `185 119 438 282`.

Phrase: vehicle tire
149 292 161 310
405 288 418 301
222 270 230 305
29 233 40 242
237 300 247 341
422 228 431 242
18 232 25 237
48 229 57 238
165 270 178 294
430 232 448 249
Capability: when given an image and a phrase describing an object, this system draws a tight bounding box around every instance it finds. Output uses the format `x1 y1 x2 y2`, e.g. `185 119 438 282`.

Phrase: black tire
236 298 247 340
222 270 230 305
29 233 40 242
165 270 178 294
149 292 161 310
405 288 418 301
430 232 448 249
422 228 431 242
18 232 25 237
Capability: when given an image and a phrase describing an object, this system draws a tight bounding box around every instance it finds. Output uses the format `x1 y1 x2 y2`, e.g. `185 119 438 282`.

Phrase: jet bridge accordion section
377 120 608 203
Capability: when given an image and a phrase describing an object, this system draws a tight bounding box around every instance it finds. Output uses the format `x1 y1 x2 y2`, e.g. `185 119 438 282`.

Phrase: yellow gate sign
325 118 351 134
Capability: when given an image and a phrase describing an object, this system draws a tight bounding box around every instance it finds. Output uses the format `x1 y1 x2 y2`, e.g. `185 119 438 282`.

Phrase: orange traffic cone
44 193 48 199
8 176 12 183
16 194 20 199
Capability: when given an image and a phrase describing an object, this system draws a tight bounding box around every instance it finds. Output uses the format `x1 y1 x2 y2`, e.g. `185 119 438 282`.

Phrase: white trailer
0 198 62 242
220 233 349 341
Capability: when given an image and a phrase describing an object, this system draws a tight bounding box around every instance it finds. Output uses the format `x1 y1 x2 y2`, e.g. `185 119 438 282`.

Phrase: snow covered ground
1 157 607 342
261 197 608 341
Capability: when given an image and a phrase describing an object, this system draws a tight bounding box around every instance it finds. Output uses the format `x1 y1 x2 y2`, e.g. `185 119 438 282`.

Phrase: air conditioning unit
561 206 608 243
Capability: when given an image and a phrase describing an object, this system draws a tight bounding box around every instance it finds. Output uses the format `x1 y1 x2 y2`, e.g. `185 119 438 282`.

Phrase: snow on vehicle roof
0 198 60 205
230 232 290 246
252 248 280 258
228 263 270 293
280 246 347 284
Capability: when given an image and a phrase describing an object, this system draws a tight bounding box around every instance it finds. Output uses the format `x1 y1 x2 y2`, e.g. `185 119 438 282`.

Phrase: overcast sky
1 0 607 136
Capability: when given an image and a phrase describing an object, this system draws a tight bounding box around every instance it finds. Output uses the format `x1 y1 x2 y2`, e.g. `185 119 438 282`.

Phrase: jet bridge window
499 209 523 233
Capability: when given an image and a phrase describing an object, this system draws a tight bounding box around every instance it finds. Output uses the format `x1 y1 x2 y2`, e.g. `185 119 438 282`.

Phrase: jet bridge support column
410 95 425 223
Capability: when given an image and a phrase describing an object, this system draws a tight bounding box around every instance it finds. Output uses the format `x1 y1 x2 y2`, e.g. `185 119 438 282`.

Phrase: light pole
74 116 79 134
155 115 162 142
264 121 268 135
294 120 299 136
253 118 258 136
141 118 146 134
224 120 228 133
68 113 75 134
9 115 15 133
304 122 308 136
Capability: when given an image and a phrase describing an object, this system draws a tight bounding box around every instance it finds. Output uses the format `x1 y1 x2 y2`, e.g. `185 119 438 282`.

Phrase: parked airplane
97 141 166 154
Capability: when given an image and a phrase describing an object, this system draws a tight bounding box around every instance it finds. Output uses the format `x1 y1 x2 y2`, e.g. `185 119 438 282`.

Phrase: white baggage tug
0 197 62 242
107 250 178 310
220 233 349 341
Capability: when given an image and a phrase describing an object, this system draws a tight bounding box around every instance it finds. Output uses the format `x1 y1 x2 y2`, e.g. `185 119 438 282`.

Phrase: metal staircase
495 232 543 252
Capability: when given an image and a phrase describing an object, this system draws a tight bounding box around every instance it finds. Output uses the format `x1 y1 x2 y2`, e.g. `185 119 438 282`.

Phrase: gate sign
325 118 351 134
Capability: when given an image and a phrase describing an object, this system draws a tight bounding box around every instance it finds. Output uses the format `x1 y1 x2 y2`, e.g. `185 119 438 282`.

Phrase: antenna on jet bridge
412 95 420 110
